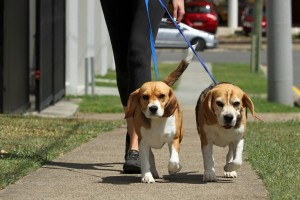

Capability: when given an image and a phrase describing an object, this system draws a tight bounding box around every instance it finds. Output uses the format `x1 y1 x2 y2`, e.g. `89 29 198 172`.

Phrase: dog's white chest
140 115 177 149
204 124 244 147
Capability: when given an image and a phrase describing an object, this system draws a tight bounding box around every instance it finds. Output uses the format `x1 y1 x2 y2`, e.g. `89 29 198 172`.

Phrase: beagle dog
195 83 262 182
125 48 194 183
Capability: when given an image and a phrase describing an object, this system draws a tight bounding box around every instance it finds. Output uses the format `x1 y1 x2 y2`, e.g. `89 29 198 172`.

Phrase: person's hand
172 0 185 23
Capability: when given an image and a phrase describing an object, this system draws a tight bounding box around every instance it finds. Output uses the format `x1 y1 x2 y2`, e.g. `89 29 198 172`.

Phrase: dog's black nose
149 105 158 114
224 114 233 123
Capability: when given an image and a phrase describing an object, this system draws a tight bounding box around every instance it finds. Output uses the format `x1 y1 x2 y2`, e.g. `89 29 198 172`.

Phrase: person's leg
100 0 141 173
100 0 169 173
127 0 170 95
99 0 131 106
123 0 170 167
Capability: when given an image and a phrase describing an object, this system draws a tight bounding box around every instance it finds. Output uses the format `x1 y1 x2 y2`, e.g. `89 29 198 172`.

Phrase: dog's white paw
203 170 218 182
224 171 237 178
141 172 155 183
224 162 241 172
168 162 182 175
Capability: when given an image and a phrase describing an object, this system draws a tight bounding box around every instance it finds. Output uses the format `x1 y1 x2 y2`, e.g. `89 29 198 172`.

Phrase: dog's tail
162 45 195 87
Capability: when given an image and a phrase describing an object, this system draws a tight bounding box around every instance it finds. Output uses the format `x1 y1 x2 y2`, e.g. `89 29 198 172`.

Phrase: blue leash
145 0 218 84
145 0 159 80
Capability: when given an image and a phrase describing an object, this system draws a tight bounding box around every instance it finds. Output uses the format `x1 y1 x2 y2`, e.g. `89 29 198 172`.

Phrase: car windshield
186 5 211 14
159 21 177 29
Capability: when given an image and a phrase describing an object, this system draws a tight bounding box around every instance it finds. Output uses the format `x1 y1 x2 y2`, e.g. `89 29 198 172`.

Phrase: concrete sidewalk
0 62 269 199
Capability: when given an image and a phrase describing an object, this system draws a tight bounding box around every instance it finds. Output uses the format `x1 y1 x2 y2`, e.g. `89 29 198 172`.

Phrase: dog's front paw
224 162 241 172
141 172 155 183
168 162 182 175
203 170 218 182
224 171 237 178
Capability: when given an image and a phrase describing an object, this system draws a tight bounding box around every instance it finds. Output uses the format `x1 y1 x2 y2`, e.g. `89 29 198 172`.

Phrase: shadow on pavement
44 161 124 173
101 175 141 185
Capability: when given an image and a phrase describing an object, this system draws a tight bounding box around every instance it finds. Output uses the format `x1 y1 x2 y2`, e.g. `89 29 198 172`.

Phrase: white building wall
66 0 114 95
66 0 79 95
78 0 88 93
94 2 115 76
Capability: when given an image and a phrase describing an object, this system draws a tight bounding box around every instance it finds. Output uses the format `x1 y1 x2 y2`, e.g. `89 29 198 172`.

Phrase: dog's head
125 81 178 119
202 83 259 129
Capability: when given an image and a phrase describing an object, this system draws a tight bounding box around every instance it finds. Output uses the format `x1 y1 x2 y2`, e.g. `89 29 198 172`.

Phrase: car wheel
191 38 206 51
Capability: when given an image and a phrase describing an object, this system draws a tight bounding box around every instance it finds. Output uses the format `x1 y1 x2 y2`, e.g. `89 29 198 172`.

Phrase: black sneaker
124 132 130 159
123 150 141 174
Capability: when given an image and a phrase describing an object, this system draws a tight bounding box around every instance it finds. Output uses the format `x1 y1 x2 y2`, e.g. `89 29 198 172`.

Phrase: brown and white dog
195 83 262 182
125 48 194 183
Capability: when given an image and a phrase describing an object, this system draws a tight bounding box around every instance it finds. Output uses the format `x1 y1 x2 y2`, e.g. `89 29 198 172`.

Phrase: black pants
100 0 169 106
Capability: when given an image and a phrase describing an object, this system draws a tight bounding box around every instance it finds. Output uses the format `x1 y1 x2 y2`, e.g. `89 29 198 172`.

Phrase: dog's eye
142 95 149 100
158 94 165 99
216 101 224 107
233 102 240 107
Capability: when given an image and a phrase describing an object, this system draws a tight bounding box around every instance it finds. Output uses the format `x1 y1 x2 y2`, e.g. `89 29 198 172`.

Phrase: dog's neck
140 112 151 129
140 112 173 129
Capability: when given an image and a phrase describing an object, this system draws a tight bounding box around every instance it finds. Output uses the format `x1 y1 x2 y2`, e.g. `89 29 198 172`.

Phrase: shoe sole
123 163 141 174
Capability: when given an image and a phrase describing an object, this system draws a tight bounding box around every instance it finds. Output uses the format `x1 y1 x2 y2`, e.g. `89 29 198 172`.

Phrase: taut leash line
145 0 159 80
145 0 218 84
157 0 217 84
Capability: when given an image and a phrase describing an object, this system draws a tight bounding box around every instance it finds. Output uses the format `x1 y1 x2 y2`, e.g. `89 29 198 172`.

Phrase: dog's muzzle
224 114 233 123
223 114 234 129
149 105 158 114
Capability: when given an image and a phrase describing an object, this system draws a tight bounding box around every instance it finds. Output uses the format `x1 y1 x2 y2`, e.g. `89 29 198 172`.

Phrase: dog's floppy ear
125 88 140 118
203 90 217 125
243 93 264 122
163 88 178 117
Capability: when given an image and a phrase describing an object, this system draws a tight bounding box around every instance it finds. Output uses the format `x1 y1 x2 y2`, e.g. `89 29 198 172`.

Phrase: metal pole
85 58 89 95
91 57 95 95
250 34 257 72
267 0 294 106
250 0 262 73
254 0 262 73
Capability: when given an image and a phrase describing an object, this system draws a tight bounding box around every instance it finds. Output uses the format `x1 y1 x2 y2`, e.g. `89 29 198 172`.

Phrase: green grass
78 95 123 113
0 115 123 189
95 69 117 87
245 121 300 200
212 63 299 113
95 81 117 87
212 63 267 94
251 97 299 113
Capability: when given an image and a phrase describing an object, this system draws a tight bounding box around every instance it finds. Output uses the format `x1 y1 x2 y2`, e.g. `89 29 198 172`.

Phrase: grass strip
212 63 299 113
212 62 267 94
246 121 300 200
78 95 123 113
0 115 123 189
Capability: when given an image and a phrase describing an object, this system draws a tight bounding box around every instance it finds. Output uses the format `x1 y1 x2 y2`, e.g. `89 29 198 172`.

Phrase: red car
241 6 267 35
182 1 218 34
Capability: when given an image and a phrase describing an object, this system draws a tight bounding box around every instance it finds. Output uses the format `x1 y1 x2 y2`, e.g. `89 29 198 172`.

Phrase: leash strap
157 0 218 84
145 0 159 80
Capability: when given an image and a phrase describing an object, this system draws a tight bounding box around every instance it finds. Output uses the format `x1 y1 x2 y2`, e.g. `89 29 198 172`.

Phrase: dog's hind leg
224 139 244 174
168 140 182 175
149 149 159 179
